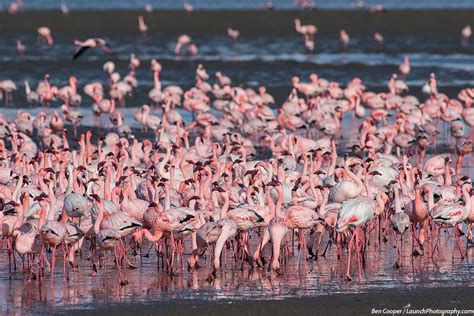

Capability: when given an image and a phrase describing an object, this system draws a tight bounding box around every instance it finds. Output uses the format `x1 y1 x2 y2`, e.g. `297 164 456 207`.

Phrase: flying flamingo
73 38 114 60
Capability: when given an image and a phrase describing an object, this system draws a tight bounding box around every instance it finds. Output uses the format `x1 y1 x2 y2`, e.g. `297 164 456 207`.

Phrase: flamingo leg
51 245 57 276
345 229 357 281
453 227 465 260
253 227 270 267
169 233 176 275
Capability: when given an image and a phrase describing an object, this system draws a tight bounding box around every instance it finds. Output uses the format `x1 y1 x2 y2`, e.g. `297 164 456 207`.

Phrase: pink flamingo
37 27 53 46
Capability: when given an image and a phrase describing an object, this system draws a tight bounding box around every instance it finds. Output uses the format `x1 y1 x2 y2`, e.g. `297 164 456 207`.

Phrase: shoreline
59 286 474 316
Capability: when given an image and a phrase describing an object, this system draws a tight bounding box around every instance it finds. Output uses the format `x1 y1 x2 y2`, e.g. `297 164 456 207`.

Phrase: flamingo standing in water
462 25 472 40
16 40 26 55
294 19 317 40
374 32 384 44
13 194 48 280
188 186 237 279
37 27 53 46
399 56 411 76
431 180 472 259
90 194 134 285
61 2 69 14
267 181 289 275
0 80 17 105
390 183 410 267
183 0 193 12
174 35 192 55
138 16 148 33
61 104 83 136
340 30 350 48
336 190 386 280
227 28 240 43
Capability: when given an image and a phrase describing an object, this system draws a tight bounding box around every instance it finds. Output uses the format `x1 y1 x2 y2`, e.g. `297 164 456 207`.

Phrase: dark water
5 0 474 10
1 9 474 107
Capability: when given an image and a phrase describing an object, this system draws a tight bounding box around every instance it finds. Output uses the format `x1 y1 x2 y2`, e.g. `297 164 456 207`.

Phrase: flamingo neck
38 205 48 230
292 189 299 206
46 185 56 221
158 146 171 178
94 203 104 234
414 187 427 218
220 193 230 219
60 208 68 223
318 191 330 218
13 206 25 230
363 170 372 197
461 185 472 220
72 169 83 193
343 162 363 192
143 229 163 242
124 184 133 202
444 163 452 186
246 186 255 206
12 174 24 202
275 188 283 218
425 189 434 212
164 185 171 210
266 189 275 217
104 167 112 201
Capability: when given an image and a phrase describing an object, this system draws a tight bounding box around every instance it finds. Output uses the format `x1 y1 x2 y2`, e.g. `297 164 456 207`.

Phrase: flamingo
399 56 411 76
37 27 53 46
227 28 240 42
73 38 114 60
340 30 350 48
267 181 289 275
336 194 383 280
329 157 364 203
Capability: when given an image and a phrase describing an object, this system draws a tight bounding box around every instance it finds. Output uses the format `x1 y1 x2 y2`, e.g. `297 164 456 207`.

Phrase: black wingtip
181 214 195 224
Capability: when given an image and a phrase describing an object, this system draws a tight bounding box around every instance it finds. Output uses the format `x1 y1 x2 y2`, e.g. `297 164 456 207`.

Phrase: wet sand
65 286 474 316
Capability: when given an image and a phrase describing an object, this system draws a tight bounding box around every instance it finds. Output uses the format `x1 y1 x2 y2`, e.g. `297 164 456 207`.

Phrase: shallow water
1 2 474 314
6 0 474 10
0 227 473 314
1 9 474 107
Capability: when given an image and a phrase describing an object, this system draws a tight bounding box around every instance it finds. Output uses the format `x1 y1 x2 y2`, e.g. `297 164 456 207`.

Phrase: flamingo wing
73 46 90 60
97 41 115 55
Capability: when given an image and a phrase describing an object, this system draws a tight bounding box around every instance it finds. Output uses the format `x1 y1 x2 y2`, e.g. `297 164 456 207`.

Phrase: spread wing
73 46 90 60
97 41 115 55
